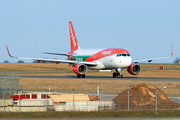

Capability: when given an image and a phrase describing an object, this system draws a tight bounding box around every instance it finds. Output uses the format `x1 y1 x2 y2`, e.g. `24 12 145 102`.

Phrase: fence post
101 84 103 100
100 89 102 111
10 84 11 95
156 88 157 110
128 85 129 111
46 89 47 111
54 83 56 92
72 89 75 111
3 89 5 111
85 83 86 94
19 90 21 112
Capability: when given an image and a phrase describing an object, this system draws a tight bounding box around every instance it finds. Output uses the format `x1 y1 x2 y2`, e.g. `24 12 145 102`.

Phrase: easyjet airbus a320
6 21 173 78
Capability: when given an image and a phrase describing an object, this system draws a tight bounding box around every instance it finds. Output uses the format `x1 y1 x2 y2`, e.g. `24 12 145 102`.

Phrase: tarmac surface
20 75 180 81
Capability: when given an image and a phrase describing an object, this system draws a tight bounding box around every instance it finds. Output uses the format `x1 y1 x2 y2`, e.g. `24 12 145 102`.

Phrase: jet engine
73 64 87 75
127 63 141 75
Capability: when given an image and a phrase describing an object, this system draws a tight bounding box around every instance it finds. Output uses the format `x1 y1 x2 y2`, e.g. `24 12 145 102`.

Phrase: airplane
6 21 173 78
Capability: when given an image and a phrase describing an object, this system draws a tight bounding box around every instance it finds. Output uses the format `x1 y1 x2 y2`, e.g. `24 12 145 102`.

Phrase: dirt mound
112 83 180 110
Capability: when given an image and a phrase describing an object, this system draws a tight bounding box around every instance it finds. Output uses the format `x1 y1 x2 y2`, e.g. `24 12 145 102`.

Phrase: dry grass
0 63 72 72
20 78 180 96
1 63 180 96
0 63 179 79
0 63 179 71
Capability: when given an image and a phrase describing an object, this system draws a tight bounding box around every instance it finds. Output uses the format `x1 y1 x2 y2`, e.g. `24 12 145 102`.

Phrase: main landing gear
113 68 123 78
77 74 86 78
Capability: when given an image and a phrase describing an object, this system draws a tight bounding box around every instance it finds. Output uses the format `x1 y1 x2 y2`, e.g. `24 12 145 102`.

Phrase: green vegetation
0 110 180 118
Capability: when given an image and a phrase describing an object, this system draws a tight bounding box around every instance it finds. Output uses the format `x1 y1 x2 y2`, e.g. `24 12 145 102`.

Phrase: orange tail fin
69 21 80 50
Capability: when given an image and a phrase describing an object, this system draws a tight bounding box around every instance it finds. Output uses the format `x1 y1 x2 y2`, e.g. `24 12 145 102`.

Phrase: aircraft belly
88 60 105 70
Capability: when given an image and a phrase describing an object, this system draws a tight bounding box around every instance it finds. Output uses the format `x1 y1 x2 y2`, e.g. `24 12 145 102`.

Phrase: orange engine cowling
127 63 141 75
73 64 87 75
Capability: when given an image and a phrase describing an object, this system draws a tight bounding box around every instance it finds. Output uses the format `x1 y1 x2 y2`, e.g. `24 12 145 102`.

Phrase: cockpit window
117 53 130 57
116 54 121 57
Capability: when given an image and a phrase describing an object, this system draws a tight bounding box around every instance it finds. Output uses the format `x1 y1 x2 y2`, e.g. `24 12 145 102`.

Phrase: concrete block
0 99 14 106
17 99 54 106
87 101 114 106
55 105 98 111
66 101 114 107
0 106 46 112
66 101 87 106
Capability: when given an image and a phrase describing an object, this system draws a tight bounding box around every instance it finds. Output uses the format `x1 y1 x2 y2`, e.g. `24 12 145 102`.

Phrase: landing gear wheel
113 72 116 78
77 75 81 78
116 73 120 78
120 74 123 78
82 74 85 78
112 71 123 78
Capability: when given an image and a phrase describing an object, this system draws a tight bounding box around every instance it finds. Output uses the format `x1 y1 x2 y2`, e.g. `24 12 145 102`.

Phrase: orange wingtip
6 45 11 56
171 45 173 56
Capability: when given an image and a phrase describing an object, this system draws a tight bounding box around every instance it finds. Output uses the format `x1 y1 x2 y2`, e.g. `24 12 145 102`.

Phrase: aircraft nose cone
124 57 133 67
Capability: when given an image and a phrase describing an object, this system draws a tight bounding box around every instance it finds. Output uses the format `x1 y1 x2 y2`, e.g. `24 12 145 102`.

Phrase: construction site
1 74 180 112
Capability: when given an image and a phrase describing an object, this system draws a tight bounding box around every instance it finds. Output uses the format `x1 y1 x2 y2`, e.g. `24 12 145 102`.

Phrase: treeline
3 60 57 63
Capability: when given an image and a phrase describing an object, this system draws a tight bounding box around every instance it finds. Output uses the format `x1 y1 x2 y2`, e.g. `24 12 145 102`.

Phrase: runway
20 75 180 81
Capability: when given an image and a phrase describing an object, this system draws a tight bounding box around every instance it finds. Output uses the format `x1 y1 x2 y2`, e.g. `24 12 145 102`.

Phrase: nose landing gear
113 68 123 78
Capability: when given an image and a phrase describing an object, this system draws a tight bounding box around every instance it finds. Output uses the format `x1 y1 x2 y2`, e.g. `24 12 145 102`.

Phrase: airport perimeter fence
1 82 180 111
21 82 180 97
0 75 20 99
11 82 180 111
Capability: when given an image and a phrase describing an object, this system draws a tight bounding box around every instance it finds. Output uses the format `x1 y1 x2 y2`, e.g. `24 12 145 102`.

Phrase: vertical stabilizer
69 21 80 50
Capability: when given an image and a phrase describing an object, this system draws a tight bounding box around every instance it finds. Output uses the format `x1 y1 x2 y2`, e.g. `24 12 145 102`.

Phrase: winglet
171 45 173 56
6 45 12 57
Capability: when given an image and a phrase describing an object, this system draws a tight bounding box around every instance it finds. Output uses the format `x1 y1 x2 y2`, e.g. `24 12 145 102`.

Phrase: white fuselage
71 49 133 70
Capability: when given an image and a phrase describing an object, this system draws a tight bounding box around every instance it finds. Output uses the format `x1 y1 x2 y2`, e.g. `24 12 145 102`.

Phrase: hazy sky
0 0 179 63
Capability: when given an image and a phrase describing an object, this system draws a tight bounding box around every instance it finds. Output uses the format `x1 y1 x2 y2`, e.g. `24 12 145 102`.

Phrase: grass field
1 110 180 118
1 64 180 118
0 63 180 78
1 63 180 96
20 78 180 96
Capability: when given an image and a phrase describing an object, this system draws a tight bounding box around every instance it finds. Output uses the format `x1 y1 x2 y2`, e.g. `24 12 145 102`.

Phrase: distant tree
174 57 180 64
3 60 9 63
17 60 25 63
32 60 49 63
33 60 37 63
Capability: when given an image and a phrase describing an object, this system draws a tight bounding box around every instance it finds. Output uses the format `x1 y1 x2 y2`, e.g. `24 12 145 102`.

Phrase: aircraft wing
133 45 173 63
42 52 70 56
133 56 171 63
6 46 97 66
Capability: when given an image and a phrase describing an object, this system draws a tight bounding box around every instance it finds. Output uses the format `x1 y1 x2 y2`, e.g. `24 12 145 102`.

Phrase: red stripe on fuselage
85 48 129 62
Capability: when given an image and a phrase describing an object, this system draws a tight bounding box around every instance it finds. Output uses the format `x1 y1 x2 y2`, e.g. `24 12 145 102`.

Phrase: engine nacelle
73 64 87 75
127 63 141 75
